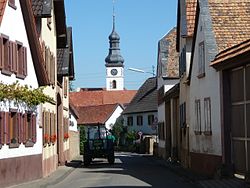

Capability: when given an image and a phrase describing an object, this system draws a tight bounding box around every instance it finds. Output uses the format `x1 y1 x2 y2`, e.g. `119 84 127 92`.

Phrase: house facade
209 1 250 179
0 0 49 187
123 77 158 136
69 103 79 161
157 28 179 159
176 0 197 168
32 0 74 176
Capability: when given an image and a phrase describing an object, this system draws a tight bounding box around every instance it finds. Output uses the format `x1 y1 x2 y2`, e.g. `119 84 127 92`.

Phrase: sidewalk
9 156 83 188
146 155 248 188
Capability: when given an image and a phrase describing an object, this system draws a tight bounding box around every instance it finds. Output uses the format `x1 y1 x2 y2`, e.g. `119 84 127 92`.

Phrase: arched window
112 80 117 89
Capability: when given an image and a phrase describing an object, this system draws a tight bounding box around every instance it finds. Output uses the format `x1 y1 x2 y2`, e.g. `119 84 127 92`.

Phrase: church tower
105 4 124 91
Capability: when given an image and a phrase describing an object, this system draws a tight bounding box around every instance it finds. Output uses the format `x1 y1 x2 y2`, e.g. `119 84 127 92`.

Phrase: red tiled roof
208 0 250 53
70 90 137 107
211 39 250 68
0 0 7 25
76 104 120 125
186 0 197 36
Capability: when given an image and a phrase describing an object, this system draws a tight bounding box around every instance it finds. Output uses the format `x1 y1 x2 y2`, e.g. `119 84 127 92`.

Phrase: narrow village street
11 152 199 188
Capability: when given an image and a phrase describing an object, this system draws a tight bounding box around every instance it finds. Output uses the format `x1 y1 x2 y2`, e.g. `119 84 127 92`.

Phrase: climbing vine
0 82 54 109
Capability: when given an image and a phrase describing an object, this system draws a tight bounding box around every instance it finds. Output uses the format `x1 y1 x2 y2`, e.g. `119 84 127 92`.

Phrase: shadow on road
66 153 198 188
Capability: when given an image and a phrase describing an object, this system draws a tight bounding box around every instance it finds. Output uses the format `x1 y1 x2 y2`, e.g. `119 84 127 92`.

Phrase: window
112 80 116 89
179 103 186 128
194 100 201 134
17 42 27 78
127 116 133 126
137 115 143 126
198 42 205 78
179 45 186 76
0 36 27 78
43 111 50 145
148 115 154 125
9 111 19 146
2 36 11 74
63 117 69 140
204 97 212 135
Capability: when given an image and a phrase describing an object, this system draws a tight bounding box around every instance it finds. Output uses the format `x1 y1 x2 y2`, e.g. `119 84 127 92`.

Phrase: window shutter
19 113 23 143
23 113 27 143
11 42 18 73
32 114 36 143
42 111 45 145
0 112 4 145
23 47 27 76
50 54 53 85
0 37 4 70
5 112 10 144
45 47 50 83
8 41 12 72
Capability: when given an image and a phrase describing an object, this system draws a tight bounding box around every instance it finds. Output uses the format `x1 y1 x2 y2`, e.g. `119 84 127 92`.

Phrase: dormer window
8 0 17 10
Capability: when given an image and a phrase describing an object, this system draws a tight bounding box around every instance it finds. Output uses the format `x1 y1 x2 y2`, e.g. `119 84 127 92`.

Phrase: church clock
111 69 118 76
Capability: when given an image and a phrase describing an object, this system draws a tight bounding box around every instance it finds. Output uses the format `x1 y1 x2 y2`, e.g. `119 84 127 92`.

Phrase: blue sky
65 0 177 90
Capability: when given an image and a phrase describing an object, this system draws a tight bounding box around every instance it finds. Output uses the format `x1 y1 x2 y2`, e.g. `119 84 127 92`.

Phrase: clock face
111 69 118 76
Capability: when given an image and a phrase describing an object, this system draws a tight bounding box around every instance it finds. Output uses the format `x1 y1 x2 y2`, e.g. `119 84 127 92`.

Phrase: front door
230 65 250 176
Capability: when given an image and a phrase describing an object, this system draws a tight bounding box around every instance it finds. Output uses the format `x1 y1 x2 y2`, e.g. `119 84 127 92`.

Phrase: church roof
105 15 124 67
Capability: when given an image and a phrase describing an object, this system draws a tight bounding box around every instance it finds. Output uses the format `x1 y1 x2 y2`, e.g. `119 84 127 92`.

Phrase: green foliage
0 81 54 108
126 130 137 145
79 126 86 155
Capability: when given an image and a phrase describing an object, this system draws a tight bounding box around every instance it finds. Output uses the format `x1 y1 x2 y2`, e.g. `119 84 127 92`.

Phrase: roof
0 0 7 25
57 27 75 80
176 0 197 51
208 0 250 53
211 39 250 70
76 103 122 125
186 0 197 37
32 0 52 17
157 27 179 78
122 77 157 115
70 89 137 107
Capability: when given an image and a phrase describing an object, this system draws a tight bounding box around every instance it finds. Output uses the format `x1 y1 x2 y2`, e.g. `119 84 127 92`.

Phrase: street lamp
128 65 155 77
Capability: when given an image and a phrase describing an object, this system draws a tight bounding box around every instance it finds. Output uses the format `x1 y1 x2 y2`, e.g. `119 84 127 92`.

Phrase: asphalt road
46 152 198 188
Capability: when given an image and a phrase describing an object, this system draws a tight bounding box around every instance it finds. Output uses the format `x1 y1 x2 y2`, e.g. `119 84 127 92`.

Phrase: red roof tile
211 39 250 67
70 89 137 107
208 0 250 53
0 0 7 25
186 0 197 36
76 104 120 125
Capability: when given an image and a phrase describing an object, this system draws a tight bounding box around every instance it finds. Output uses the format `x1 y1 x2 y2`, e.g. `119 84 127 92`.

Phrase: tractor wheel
107 152 115 164
84 155 91 166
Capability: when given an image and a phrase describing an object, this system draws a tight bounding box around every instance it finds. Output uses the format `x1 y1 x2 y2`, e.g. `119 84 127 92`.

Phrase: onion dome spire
105 1 124 67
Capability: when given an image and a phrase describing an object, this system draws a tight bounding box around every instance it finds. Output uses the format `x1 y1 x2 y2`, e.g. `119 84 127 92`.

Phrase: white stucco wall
124 112 158 135
0 1 42 159
105 105 123 130
69 111 78 132
157 78 179 148
106 67 124 90
189 15 221 156
40 2 58 159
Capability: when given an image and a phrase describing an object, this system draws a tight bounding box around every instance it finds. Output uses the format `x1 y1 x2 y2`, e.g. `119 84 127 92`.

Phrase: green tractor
83 125 115 166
